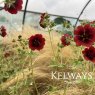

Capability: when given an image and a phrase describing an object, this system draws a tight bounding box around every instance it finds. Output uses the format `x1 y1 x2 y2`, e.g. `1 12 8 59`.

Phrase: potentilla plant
0 0 23 36
74 23 95 64
39 12 95 71
38 13 95 94
0 0 23 14
0 0 94 70
39 13 73 67
0 26 7 37
0 0 95 93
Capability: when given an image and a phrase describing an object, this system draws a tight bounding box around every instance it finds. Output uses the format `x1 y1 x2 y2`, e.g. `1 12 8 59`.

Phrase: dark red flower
39 13 49 28
0 26 7 37
82 46 95 63
41 13 49 19
4 0 23 14
29 34 45 51
4 52 10 58
90 21 95 24
39 19 47 28
74 24 95 47
41 13 46 19
61 34 72 46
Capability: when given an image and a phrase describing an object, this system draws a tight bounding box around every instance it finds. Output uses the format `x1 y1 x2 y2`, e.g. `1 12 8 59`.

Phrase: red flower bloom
29 34 45 51
4 52 10 58
39 13 49 28
41 13 49 19
0 26 7 37
39 19 47 28
90 21 95 24
82 46 95 63
41 13 46 19
74 24 95 47
4 0 23 14
61 34 71 46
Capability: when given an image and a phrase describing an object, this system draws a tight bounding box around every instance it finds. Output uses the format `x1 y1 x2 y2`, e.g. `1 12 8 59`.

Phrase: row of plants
0 0 95 95
0 0 94 64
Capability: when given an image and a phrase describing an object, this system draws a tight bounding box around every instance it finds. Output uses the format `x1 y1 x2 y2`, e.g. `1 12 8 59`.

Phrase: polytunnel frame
0 0 92 27
23 0 92 27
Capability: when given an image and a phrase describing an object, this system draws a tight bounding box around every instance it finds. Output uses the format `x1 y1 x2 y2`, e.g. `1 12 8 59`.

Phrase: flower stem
31 57 39 95
48 29 56 59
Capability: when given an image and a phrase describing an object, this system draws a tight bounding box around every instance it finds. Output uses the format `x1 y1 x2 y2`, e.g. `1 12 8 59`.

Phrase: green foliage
54 16 65 24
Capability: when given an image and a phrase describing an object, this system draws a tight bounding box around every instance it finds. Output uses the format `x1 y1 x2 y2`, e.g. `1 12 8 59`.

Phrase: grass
0 25 95 95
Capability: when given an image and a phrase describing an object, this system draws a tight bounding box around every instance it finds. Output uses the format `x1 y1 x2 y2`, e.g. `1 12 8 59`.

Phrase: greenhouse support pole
74 0 92 28
22 0 29 25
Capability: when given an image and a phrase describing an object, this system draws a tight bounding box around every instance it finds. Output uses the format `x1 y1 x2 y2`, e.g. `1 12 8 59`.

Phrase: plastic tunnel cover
22 0 94 20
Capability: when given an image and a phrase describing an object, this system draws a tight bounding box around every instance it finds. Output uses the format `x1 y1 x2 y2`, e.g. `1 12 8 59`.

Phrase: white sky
0 0 95 20
22 0 95 20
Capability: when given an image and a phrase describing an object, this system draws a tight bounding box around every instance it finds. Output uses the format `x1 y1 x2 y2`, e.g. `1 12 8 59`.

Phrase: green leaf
54 17 65 24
